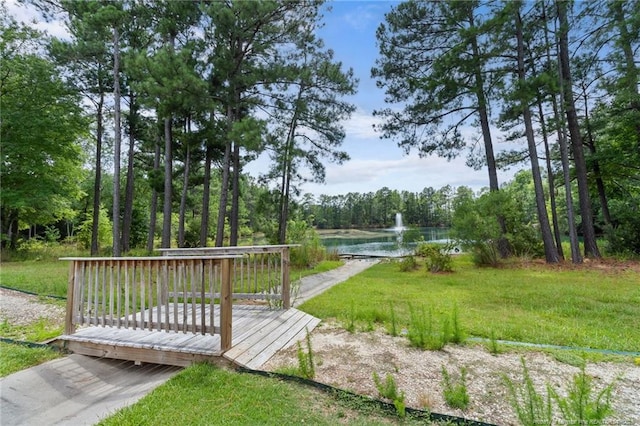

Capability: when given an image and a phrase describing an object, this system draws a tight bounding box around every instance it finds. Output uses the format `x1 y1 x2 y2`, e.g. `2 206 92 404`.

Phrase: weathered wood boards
55 305 320 369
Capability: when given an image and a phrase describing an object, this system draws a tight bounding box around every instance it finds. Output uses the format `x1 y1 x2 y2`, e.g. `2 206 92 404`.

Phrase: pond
319 227 453 258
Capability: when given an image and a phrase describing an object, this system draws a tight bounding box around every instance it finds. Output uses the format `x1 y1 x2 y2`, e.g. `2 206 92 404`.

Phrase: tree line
1 1 638 262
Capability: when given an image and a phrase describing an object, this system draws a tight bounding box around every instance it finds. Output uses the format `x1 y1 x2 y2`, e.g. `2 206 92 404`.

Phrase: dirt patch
264 322 640 426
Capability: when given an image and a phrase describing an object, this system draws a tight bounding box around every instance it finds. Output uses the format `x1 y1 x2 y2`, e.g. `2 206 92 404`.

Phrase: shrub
415 243 453 273
288 220 326 268
452 190 543 265
397 255 418 272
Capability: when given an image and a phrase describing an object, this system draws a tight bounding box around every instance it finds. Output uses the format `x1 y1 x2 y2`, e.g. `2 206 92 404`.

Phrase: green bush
604 199 640 257
288 219 326 268
415 243 453 272
397 255 418 272
452 190 543 266
76 206 112 250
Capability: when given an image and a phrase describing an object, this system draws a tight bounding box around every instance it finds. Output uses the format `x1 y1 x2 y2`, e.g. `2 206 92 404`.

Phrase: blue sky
282 0 520 196
8 0 520 197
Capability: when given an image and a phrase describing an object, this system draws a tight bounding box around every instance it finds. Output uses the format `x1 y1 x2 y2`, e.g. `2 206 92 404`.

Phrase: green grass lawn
0 260 70 297
98 363 430 425
299 256 640 352
0 342 62 377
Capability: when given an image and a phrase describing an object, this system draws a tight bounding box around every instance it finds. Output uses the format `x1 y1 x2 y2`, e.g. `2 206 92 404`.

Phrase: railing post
281 248 290 309
64 261 77 335
220 257 233 351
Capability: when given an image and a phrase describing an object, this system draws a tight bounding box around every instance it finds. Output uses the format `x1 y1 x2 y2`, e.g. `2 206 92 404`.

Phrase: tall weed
549 364 615 425
503 358 553 426
372 372 406 418
441 366 470 410
295 329 315 379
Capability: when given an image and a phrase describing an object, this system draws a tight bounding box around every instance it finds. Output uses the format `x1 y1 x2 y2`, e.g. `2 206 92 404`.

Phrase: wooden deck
55 304 320 369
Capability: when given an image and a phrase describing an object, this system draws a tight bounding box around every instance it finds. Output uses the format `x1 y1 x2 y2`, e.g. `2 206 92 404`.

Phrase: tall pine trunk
468 10 509 257
277 92 302 245
200 143 213 247
121 92 136 253
161 116 173 248
112 26 122 256
515 6 559 263
215 138 231 247
542 1 581 263
90 94 104 256
229 143 240 246
161 34 176 249
581 92 611 225
557 0 601 259
178 120 191 248
147 131 161 252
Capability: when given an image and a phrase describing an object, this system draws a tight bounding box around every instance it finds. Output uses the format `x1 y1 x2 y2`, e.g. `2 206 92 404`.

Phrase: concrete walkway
0 259 377 425
293 258 379 306
0 354 181 426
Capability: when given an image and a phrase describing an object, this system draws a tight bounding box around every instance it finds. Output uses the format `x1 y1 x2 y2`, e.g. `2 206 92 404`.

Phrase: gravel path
0 287 65 328
264 322 640 426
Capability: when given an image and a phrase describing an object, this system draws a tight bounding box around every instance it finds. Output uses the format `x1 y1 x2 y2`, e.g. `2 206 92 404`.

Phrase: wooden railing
158 245 297 309
61 256 238 350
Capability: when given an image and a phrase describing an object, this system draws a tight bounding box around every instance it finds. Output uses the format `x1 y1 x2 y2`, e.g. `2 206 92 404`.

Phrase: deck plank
57 304 320 368
239 315 322 369
224 309 320 368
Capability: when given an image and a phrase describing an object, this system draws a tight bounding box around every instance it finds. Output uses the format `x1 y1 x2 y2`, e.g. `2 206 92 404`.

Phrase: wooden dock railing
61 255 238 351
158 245 297 309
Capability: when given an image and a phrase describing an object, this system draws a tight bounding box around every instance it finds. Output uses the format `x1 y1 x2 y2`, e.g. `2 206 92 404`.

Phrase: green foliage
503 358 553 426
405 303 464 350
452 190 543 266
549 364 615 425
76 206 113 251
288 220 327 269
505 358 616 426
372 372 406 418
295 330 315 380
415 243 453 273
450 304 464 344
387 303 398 337
407 304 447 350
488 329 502 355
0 15 88 245
604 198 640 257
441 366 470 410
397 255 419 272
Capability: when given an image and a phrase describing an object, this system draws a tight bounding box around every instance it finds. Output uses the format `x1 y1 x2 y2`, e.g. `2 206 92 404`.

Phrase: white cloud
342 108 382 139
300 153 519 196
341 3 387 32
